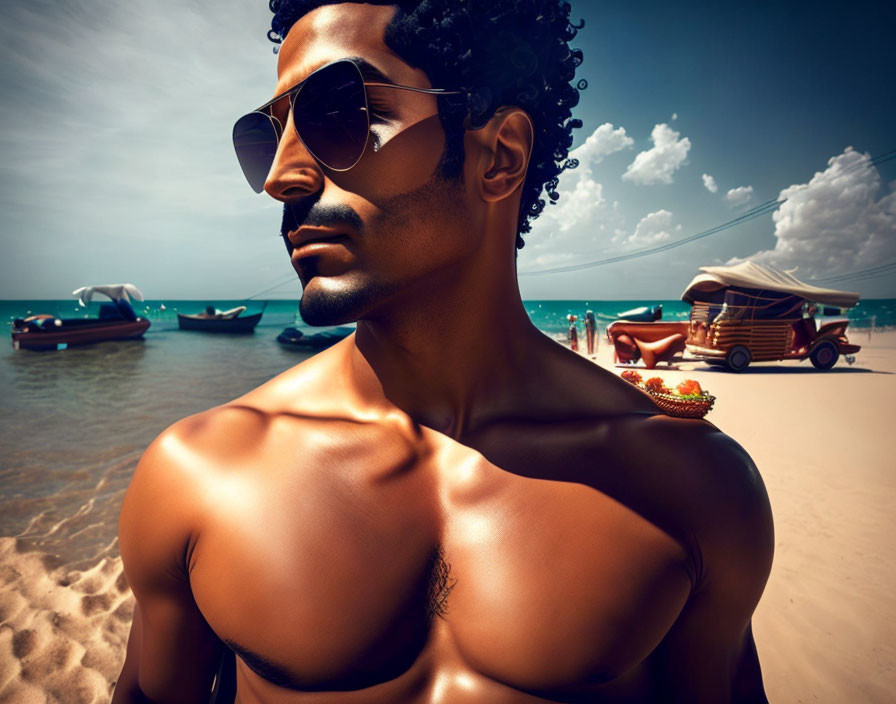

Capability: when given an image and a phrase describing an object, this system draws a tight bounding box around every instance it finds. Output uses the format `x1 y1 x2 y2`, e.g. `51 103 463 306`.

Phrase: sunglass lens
293 61 369 171
233 112 281 193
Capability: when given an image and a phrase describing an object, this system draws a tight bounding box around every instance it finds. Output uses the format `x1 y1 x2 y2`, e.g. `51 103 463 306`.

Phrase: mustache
280 200 364 254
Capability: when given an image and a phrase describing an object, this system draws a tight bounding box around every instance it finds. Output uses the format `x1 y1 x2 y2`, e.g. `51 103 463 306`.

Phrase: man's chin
299 278 375 327
299 297 358 327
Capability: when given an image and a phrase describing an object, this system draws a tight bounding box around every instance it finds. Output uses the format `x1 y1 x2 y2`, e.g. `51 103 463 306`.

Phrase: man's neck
347 269 554 439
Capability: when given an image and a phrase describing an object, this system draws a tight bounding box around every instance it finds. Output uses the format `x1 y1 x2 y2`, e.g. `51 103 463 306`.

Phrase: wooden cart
681 262 861 372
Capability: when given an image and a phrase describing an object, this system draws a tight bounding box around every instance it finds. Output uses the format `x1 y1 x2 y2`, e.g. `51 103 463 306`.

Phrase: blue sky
2 0 894 301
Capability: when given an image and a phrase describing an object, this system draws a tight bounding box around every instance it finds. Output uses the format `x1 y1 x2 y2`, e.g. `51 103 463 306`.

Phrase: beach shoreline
1 331 894 702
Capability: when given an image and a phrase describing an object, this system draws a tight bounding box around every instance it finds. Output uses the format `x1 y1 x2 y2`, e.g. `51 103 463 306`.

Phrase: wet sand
0 329 893 702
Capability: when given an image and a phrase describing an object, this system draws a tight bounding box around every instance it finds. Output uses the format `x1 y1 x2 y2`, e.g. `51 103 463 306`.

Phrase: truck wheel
725 345 751 372
810 340 839 369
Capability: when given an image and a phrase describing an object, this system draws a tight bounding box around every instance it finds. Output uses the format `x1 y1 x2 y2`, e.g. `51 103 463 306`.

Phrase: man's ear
467 108 534 203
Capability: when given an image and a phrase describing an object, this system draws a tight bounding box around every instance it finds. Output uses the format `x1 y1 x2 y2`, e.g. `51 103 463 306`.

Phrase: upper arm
649 422 774 703
113 422 224 703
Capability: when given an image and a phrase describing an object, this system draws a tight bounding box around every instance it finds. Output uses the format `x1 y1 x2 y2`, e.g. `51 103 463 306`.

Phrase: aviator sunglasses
233 59 463 192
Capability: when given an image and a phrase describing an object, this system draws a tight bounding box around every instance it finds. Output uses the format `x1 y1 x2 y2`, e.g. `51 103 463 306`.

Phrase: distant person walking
584 310 598 357
567 314 579 352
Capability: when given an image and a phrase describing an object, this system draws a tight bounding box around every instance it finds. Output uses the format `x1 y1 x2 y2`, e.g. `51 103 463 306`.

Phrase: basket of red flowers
620 371 715 419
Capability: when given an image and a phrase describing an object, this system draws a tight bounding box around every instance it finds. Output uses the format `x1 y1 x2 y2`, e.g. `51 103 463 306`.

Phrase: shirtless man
114 2 774 702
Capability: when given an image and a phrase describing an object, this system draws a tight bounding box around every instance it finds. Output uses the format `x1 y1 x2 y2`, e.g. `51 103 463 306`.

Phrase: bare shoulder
118 403 272 574
116 386 277 701
121 338 411 538
122 336 367 518
571 365 771 523
640 413 768 504
121 362 322 522
652 415 769 520
118 343 359 584
615 412 774 594
610 416 774 699
132 389 280 483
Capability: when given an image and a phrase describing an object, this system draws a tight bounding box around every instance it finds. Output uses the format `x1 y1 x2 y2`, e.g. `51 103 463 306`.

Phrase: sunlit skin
114 4 774 703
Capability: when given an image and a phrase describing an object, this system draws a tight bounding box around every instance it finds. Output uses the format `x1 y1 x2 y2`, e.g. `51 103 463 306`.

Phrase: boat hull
177 312 263 333
276 326 353 349
616 305 662 322
11 319 151 350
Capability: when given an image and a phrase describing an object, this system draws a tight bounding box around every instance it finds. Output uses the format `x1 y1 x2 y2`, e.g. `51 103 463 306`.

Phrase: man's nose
264 122 324 202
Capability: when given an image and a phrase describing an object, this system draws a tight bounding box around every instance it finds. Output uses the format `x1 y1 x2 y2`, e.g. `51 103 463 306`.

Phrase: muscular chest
188 430 692 695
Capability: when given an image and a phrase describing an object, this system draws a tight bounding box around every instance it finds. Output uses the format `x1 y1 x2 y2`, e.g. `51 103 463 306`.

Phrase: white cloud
725 185 754 208
546 178 605 232
613 209 681 249
671 112 678 121
569 123 634 167
521 122 632 248
0 0 284 297
622 123 691 185
728 147 896 279
702 173 718 193
523 123 629 236
520 164 627 271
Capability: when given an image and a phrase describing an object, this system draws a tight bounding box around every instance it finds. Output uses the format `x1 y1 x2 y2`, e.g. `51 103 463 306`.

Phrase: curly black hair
267 0 586 249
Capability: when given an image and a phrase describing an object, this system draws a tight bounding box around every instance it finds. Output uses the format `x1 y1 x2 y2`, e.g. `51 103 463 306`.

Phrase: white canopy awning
681 261 860 309
72 283 145 307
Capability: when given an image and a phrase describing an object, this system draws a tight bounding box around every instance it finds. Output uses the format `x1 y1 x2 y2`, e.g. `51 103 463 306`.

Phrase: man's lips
288 226 352 260
288 225 348 248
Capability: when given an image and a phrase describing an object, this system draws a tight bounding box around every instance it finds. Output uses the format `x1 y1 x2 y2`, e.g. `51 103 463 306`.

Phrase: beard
298 275 398 326
281 171 467 328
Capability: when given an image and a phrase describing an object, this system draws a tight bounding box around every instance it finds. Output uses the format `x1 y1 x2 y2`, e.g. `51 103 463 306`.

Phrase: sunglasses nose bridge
264 116 326 201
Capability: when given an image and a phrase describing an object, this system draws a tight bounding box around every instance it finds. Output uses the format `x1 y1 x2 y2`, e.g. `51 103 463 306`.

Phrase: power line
809 260 896 285
811 260 896 283
518 148 896 277
245 271 299 300
519 199 782 275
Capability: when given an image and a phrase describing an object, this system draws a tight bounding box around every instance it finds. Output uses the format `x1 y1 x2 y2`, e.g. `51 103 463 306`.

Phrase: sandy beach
1 329 894 702
607 328 896 703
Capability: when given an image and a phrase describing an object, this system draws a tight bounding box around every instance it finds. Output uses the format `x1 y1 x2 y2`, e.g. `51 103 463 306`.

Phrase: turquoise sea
1 297 894 571
3 296 894 335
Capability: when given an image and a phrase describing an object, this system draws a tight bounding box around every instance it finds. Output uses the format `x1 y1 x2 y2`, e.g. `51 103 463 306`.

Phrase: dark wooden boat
177 305 264 334
11 284 150 351
12 316 150 351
